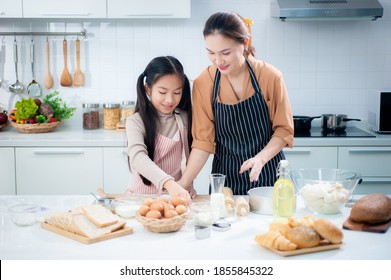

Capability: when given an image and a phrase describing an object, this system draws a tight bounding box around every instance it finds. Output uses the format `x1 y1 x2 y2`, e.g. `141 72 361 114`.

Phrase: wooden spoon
60 38 72 87
73 38 84 86
43 38 54 89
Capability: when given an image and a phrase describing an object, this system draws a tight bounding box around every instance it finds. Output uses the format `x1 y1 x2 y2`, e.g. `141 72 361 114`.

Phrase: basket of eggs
135 196 190 233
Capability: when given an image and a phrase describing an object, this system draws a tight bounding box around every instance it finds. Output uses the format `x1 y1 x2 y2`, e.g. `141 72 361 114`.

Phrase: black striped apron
212 60 285 195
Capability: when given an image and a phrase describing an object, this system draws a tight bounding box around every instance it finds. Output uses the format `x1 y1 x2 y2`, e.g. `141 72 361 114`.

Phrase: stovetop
294 126 375 138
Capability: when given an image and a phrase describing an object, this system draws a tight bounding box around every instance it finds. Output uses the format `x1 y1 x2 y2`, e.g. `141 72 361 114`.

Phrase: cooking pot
321 114 361 131
293 115 321 133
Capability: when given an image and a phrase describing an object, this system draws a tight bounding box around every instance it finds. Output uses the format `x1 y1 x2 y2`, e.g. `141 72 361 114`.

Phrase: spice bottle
273 160 295 218
82 103 100 130
103 103 120 130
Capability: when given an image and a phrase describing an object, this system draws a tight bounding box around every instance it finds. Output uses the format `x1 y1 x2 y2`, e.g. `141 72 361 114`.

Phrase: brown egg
146 210 162 219
150 202 164 212
143 197 155 207
164 203 175 212
157 196 170 204
175 204 188 215
138 205 150 216
172 196 187 207
164 209 179 218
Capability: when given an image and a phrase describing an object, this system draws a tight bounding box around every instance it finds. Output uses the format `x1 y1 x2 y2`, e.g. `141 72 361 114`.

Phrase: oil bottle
273 159 295 218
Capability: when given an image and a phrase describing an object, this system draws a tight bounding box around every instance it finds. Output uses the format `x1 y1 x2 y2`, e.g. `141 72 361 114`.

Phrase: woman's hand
239 155 267 182
177 178 197 199
163 180 192 205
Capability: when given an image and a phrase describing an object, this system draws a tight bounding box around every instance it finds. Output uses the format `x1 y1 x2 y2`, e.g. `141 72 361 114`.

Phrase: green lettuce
15 98 39 120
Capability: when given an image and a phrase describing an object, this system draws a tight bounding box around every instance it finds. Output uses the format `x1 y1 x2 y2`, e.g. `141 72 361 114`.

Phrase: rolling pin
223 187 235 209
236 196 250 216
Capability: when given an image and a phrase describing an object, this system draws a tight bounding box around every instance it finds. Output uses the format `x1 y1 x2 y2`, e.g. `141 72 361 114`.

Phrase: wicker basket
0 121 8 130
136 210 190 233
10 121 61 133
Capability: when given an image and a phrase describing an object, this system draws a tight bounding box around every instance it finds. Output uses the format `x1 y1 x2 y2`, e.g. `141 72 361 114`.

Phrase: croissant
255 230 298 251
269 221 291 237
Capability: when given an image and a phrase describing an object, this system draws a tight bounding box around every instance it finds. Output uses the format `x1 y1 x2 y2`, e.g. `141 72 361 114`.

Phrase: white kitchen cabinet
15 147 103 195
22 0 106 18
0 0 22 18
338 146 391 194
0 148 16 195
283 147 338 170
107 0 190 18
103 147 132 194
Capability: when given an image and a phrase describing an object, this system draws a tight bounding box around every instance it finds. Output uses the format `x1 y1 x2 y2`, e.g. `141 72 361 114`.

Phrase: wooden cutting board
343 216 391 233
262 241 343 257
41 222 133 244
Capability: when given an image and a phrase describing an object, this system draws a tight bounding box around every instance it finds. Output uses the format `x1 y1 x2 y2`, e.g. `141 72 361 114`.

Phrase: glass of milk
210 173 226 218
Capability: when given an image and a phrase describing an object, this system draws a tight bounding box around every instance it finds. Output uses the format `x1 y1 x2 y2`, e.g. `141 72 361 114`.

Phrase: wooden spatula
60 38 72 87
73 38 84 86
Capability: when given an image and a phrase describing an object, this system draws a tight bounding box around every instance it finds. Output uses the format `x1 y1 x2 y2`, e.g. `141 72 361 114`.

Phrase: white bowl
8 203 41 226
248 187 274 215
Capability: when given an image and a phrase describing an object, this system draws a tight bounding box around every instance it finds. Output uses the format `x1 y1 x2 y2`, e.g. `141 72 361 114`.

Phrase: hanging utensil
8 37 24 94
73 38 84 86
27 38 41 97
60 38 72 87
43 37 54 89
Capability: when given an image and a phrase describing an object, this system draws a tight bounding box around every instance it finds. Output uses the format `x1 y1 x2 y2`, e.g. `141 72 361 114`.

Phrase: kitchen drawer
283 147 338 170
15 147 103 195
103 147 132 194
107 0 190 18
0 148 16 195
22 0 106 18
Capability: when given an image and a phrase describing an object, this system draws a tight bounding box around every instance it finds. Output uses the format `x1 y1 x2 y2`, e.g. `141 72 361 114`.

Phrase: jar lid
122 100 135 106
82 103 99 108
103 103 120 108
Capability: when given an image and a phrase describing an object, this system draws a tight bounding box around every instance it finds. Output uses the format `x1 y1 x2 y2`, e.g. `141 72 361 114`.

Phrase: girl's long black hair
134 56 192 186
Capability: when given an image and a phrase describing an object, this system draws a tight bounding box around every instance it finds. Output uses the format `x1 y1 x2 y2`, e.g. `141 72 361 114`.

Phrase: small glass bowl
8 203 41 226
190 201 220 227
112 197 142 219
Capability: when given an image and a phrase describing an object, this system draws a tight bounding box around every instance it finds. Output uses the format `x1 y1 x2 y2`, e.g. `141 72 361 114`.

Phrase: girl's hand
164 180 192 205
177 178 197 199
239 155 267 182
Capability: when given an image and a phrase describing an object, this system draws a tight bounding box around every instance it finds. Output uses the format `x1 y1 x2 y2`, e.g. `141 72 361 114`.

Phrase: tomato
25 118 36 124
9 109 17 121
48 117 58 123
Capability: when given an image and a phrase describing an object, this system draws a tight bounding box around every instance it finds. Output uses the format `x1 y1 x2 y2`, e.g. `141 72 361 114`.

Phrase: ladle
43 37 54 89
27 38 41 97
8 38 24 94
60 38 72 87
73 38 84 86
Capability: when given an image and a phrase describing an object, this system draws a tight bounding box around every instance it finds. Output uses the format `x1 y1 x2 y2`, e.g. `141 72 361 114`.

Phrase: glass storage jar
103 103 120 130
82 103 100 130
121 100 135 120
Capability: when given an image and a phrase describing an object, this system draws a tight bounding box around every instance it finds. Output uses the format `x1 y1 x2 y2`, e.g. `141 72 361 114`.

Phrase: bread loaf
82 204 119 227
235 196 250 216
286 225 320 248
350 193 391 224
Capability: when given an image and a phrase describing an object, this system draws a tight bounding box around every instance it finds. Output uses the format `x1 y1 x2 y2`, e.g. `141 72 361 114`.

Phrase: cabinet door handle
284 149 311 155
42 13 91 16
33 150 85 155
124 13 174 17
348 149 391 154
362 177 391 183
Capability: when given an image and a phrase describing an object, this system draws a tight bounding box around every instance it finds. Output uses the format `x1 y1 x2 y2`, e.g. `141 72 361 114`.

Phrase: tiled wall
0 0 390 127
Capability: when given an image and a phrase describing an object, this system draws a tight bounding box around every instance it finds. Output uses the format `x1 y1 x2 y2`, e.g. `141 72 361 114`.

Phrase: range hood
270 0 384 21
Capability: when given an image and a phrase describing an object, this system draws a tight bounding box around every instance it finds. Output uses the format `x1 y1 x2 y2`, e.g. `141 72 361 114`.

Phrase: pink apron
126 114 188 195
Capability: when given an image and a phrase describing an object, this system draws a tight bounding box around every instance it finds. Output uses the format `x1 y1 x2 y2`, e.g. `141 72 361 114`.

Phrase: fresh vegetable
0 112 7 124
9 109 17 121
25 118 36 124
14 98 39 121
48 117 58 123
42 91 76 121
39 103 54 120
35 115 48 123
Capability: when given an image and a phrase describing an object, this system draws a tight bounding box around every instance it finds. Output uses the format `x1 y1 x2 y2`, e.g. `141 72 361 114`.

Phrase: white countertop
0 122 390 147
1 195 390 260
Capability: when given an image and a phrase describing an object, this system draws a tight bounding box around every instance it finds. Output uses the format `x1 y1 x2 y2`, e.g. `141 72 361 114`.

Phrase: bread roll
286 225 320 248
236 196 250 216
255 231 297 251
350 193 391 224
312 218 343 244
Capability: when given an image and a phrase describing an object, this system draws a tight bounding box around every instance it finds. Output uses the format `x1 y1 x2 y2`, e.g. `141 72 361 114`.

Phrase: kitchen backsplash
0 0 390 128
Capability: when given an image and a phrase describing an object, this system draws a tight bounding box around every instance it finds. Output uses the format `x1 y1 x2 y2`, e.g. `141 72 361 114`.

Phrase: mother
180 11 294 195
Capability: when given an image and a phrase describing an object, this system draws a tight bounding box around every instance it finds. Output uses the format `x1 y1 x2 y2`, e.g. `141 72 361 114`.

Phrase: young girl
125 56 195 203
